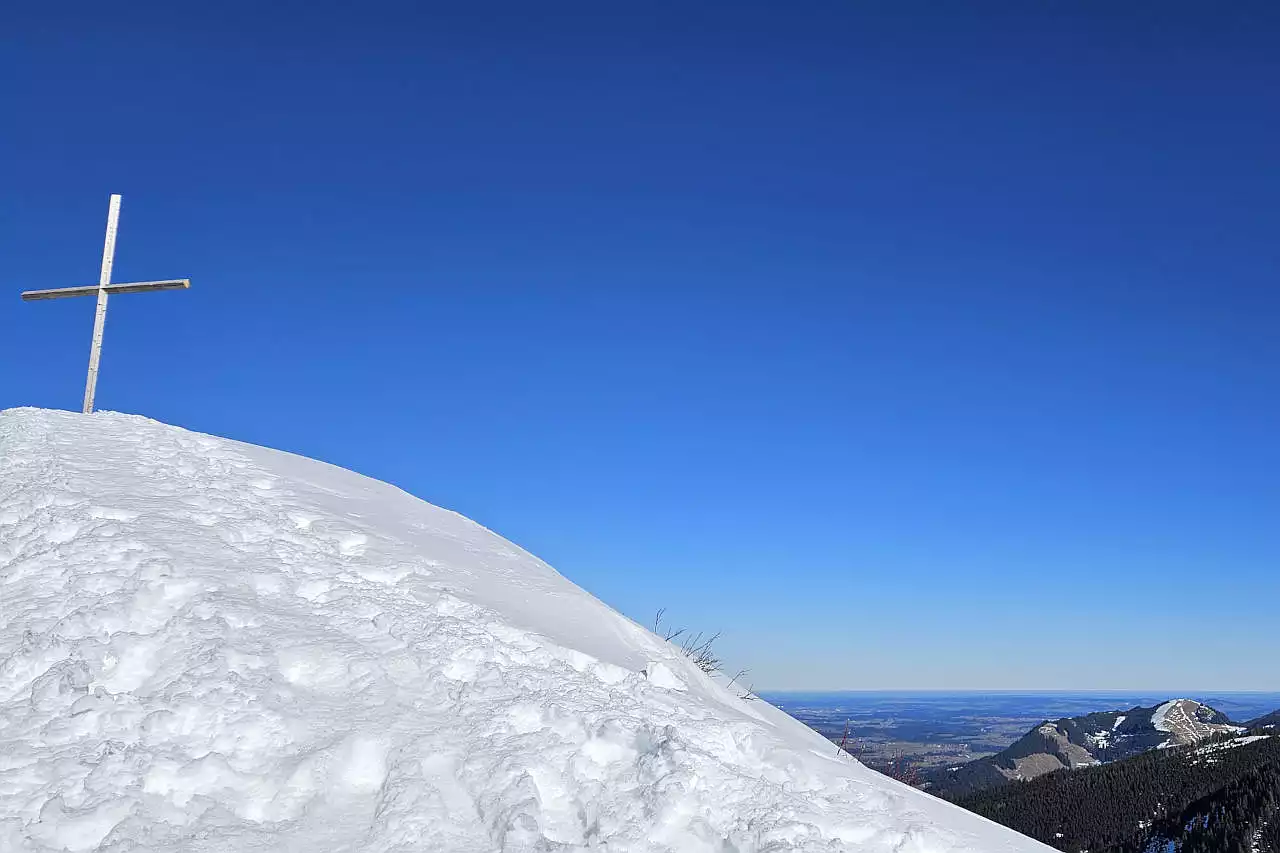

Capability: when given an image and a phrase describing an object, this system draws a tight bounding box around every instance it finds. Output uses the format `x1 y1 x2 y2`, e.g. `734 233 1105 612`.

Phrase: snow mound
0 409 1049 852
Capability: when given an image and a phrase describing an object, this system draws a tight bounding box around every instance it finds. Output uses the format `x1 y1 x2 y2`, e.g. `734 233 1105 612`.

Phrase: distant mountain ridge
1249 710 1280 729
930 698 1244 797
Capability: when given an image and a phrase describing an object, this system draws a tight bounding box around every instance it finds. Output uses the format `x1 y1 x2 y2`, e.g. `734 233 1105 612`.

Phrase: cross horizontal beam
20 279 190 302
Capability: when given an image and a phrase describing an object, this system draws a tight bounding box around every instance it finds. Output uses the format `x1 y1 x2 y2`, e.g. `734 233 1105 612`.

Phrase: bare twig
651 609 686 642
679 631 722 674
652 609 735 680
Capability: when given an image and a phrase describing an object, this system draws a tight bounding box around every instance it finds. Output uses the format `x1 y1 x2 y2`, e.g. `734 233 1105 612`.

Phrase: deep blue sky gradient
4 2 1278 689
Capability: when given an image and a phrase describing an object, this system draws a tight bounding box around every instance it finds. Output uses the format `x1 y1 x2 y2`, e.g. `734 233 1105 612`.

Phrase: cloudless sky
3 2 1278 690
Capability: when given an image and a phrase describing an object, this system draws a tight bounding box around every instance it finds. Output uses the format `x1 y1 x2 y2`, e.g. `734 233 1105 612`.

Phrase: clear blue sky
3 2 1277 690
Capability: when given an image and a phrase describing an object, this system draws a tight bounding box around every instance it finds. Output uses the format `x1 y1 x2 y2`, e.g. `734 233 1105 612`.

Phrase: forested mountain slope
1249 710 1280 729
955 733 1280 853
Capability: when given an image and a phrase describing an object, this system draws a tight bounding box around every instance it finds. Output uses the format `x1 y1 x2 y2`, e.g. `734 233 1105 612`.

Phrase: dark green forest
954 734 1280 853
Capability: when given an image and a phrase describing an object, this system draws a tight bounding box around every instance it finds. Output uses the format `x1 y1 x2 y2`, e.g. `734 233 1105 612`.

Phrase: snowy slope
1151 699 1242 745
0 408 1050 853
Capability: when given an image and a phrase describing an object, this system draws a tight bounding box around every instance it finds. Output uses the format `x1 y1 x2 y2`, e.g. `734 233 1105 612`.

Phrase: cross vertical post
83 194 122 414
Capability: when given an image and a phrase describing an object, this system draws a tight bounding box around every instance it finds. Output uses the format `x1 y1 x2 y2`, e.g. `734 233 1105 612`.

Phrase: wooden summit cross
21 194 190 414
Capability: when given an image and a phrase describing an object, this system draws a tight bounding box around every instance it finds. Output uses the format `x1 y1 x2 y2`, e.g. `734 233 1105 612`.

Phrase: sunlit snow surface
0 409 1050 852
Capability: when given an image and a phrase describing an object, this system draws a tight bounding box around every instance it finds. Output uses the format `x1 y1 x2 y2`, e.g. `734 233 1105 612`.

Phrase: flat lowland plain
764 692 1280 777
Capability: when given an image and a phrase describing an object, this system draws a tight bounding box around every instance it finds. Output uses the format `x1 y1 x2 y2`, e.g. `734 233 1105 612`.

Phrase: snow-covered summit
1150 698 1241 744
0 408 1049 852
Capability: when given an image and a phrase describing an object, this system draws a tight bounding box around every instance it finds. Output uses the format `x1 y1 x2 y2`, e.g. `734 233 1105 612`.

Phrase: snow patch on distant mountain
0 409 1050 853
1192 734 1273 762
1152 700 1177 732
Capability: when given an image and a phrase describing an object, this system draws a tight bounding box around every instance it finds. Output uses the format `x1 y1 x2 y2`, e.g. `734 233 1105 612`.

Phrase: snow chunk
643 661 687 691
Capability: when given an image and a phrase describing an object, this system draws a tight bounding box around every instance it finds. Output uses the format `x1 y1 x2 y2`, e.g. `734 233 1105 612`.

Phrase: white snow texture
0 409 1050 853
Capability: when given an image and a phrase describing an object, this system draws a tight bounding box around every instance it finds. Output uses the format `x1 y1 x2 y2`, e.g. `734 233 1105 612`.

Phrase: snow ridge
0 409 1049 853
